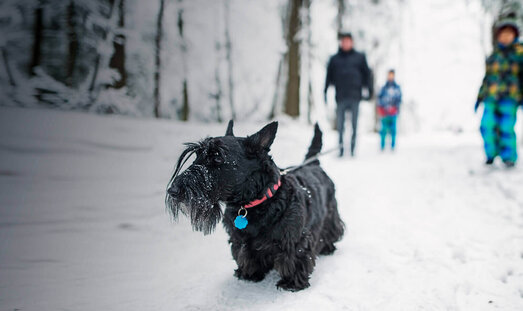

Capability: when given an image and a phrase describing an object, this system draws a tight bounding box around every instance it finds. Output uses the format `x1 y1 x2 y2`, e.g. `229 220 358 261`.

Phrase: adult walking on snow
378 69 402 151
325 32 373 157
476 14 523 168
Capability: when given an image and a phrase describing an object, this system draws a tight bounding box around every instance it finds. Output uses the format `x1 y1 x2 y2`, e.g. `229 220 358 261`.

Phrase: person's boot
485 158 494 165
504 160 515 168
338 146 344 158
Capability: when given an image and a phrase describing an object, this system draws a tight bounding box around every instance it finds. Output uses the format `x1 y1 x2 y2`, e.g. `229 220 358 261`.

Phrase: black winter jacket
324 48 373 102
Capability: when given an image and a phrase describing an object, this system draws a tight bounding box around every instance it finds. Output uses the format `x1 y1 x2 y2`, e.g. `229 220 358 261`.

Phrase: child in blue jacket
378 70 402 151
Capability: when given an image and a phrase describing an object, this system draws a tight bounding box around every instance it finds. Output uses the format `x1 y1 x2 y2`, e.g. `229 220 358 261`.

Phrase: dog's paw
276 278 310 292
234 268 266 283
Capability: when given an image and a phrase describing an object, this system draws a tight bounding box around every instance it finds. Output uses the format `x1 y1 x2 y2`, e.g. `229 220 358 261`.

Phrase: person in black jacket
324 32 373 157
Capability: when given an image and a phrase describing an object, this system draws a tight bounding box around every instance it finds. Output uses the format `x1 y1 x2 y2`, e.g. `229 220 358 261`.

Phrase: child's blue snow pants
380 115 397 150
480 98 518 162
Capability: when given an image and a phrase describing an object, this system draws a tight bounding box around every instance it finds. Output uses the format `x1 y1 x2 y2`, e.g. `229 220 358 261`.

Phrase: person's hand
361 88 370 101
324 92 328 105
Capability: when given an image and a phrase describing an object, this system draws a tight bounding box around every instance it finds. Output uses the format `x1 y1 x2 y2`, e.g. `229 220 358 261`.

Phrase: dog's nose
167 184 182 197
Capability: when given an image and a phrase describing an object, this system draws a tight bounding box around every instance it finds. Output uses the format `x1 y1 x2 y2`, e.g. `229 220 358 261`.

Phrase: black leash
279 146 341 175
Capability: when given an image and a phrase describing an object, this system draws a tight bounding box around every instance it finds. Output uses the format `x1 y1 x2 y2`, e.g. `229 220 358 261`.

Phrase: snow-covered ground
1 106 523 310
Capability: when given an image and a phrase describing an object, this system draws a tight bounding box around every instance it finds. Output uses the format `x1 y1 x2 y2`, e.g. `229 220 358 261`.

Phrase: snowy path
1 107 522 310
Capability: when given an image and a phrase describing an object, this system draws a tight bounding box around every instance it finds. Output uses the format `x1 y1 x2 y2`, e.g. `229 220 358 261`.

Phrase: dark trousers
336 99 360 155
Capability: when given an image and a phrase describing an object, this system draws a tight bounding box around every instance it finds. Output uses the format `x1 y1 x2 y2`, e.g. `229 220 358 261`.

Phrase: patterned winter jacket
378 81 401 116
477 41 523 104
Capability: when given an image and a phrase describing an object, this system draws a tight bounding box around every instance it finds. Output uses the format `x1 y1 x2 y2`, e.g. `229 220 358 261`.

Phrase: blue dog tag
234 215 248 229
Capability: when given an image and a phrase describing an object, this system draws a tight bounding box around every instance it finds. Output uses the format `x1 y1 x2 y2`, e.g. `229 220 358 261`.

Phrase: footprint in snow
117 223 139 231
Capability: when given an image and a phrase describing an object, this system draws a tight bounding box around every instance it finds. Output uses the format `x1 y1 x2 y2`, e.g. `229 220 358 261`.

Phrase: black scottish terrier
166 121 344 291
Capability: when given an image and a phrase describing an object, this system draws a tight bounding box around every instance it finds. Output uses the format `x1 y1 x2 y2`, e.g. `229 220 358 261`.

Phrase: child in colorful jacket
378 69 402 151
476 15 523 167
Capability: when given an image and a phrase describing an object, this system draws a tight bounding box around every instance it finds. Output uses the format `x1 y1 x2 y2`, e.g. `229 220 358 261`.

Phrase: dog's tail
305 123 323 162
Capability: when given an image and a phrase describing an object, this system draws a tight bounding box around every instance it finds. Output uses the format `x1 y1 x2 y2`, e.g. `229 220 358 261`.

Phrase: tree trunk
283 0 303 117
181 80 189 121
30 1 43 76
66 0 79 87
224 0 236 120
109 0 126 89
153 0 165 118
337 0 345 32
304 0 313 124
178 1 189 121
213 6 223 123
1 47 16 87
214 62 223 122
269 56 284 119
89 55 101 93
270 1 291 120
89 0 116 95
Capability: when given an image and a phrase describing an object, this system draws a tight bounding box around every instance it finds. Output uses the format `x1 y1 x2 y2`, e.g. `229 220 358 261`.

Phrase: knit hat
495 14 520 38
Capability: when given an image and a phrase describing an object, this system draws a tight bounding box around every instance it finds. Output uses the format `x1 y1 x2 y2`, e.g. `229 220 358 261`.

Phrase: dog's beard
189 201 223 235
166 162 223 235
166 190 223 235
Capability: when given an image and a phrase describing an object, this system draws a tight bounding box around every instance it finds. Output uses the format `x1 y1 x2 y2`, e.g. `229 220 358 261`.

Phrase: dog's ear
246 121 278 150
225 120 234 136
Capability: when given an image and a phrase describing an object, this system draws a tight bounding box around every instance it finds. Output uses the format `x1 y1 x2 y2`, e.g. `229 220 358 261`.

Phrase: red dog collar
235 179 281 230
244 179 281 208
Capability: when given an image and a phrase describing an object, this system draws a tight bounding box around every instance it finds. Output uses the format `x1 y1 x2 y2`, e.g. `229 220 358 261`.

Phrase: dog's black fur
166 121 344 291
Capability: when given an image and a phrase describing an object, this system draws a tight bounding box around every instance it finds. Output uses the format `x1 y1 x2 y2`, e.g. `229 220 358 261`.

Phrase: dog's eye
213 156 224 165
211 152 224 165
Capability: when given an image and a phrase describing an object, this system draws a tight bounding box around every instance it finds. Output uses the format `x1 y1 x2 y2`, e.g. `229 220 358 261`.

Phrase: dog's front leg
274 230 316 291
231 241 272 282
